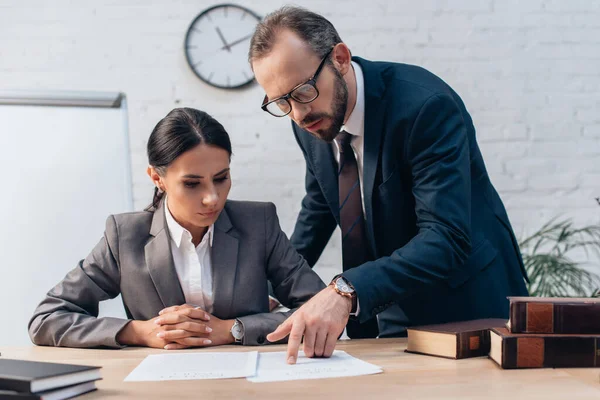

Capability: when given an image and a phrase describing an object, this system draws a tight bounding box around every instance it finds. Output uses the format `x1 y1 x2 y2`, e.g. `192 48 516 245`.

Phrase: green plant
518 218 600 297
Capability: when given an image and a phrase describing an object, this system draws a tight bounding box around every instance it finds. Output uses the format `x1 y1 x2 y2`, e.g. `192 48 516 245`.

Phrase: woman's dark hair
146 107 232 210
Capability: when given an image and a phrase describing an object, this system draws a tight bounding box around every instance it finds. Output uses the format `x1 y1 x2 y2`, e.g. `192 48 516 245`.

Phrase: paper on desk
247 350 382 383
124 351 258 381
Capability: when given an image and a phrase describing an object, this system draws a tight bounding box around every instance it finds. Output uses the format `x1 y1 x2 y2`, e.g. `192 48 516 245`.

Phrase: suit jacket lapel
145 201 186 308
310 135 340 224
354 57 387 257
210 206 240 319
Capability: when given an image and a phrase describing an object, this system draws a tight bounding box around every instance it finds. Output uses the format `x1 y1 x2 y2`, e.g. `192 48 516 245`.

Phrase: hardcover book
0 381 97 400
489 327 600 369
406 319 507 359
508 296 600 334
0 359 100 394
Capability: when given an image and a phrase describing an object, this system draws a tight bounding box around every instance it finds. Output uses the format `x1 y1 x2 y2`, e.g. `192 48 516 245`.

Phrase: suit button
257 335 265 344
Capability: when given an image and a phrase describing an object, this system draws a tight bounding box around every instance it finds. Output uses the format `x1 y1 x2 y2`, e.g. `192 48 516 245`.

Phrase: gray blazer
28 200 325 348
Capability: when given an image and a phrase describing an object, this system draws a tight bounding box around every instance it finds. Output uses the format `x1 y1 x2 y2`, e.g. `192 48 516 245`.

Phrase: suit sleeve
237 203 326 345
28 215 130 348
342 93 472 322
289 122 337 267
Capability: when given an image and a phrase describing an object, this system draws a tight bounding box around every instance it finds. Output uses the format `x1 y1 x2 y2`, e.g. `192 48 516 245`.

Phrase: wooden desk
2 339 599 399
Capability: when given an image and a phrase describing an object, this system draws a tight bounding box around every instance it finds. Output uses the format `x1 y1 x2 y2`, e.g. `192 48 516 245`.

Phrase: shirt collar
164 196 214 248
340 61 365 138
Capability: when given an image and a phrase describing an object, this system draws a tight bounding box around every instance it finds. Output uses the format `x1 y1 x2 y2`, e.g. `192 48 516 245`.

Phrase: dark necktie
336 131 379 339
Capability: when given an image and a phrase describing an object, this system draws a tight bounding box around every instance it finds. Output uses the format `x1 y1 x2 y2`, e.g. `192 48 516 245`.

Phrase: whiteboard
0 90 132 345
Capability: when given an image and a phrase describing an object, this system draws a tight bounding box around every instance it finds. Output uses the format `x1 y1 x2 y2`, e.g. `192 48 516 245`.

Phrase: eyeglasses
261 47 334 117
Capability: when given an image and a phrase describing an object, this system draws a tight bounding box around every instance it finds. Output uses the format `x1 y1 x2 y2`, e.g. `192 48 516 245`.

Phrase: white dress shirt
332 60 366 214
164 197 215 313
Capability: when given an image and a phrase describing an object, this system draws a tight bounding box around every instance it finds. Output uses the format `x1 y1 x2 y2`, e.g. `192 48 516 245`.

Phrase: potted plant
518 199 600 297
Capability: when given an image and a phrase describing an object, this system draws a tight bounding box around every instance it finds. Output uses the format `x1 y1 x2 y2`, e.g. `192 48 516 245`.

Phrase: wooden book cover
406 319 507 359
508 296 600 334
489 327 600 369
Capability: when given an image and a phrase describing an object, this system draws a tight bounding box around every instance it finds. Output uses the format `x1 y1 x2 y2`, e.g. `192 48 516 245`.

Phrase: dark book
406 319 507 359
489 327 600 369
0 381 97 400
0 359 101 394
508 296 600 334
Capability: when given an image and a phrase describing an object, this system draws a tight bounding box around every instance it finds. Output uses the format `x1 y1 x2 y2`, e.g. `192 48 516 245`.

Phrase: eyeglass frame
260 47 335 117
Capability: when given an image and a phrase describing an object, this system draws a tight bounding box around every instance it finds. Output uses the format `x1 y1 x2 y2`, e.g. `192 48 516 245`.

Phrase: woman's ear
147 166 164 192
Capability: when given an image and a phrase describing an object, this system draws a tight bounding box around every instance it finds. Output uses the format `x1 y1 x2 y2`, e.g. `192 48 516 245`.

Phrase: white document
247 350 382 383
124 351 258 381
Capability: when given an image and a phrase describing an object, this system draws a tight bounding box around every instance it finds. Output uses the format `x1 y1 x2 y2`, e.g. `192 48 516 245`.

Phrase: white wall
1 0 599 283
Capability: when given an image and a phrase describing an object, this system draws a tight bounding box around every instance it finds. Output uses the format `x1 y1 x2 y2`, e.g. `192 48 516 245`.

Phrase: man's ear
331 43 352 75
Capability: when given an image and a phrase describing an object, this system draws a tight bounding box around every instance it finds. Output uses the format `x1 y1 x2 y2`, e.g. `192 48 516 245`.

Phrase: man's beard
300 67 348 143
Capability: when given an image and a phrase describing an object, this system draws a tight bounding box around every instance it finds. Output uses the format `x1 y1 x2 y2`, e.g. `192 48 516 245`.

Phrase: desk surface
2 339 599 399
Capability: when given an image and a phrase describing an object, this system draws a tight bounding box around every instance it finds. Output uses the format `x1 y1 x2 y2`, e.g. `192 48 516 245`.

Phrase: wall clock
184 4 262 89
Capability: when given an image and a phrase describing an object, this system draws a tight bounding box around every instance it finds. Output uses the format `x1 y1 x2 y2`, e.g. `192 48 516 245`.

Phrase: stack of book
0 359 101 400
406 296 600 369
489 297 600 369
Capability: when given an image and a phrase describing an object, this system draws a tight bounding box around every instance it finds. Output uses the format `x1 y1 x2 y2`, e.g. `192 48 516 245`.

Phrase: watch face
231 320 244 340
184 4 261 89
336 278 353 294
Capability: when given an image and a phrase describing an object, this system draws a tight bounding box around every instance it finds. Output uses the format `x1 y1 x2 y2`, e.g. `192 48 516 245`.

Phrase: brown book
508 296 600 334
406 319 507 359
489 327 600 369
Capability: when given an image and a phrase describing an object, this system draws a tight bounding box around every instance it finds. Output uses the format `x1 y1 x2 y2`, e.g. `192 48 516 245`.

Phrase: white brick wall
1 0 599 281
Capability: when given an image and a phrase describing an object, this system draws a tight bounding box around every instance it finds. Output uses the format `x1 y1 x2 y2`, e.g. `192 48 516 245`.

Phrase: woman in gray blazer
28 108 325 349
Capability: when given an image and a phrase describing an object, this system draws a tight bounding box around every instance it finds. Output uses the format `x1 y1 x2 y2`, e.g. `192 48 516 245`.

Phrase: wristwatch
230 319 244 344
330 276 358 313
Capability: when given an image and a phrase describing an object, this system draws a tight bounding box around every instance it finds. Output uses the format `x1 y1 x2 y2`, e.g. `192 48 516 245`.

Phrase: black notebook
0 380 97 400
0 359 101 394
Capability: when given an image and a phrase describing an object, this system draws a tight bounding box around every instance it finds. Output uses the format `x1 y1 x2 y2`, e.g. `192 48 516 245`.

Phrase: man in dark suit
249 6 528 364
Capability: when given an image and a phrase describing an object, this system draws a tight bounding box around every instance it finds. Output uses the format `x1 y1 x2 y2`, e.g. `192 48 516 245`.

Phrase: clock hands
215 27 231 53
220 33 252 51
190 31 253 71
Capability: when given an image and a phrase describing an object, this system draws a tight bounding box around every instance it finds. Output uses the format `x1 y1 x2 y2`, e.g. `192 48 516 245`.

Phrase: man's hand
267 286 351 364
156 304 235 350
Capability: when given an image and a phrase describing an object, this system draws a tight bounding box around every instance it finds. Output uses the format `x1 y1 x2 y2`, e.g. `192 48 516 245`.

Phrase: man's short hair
248 6 344 65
